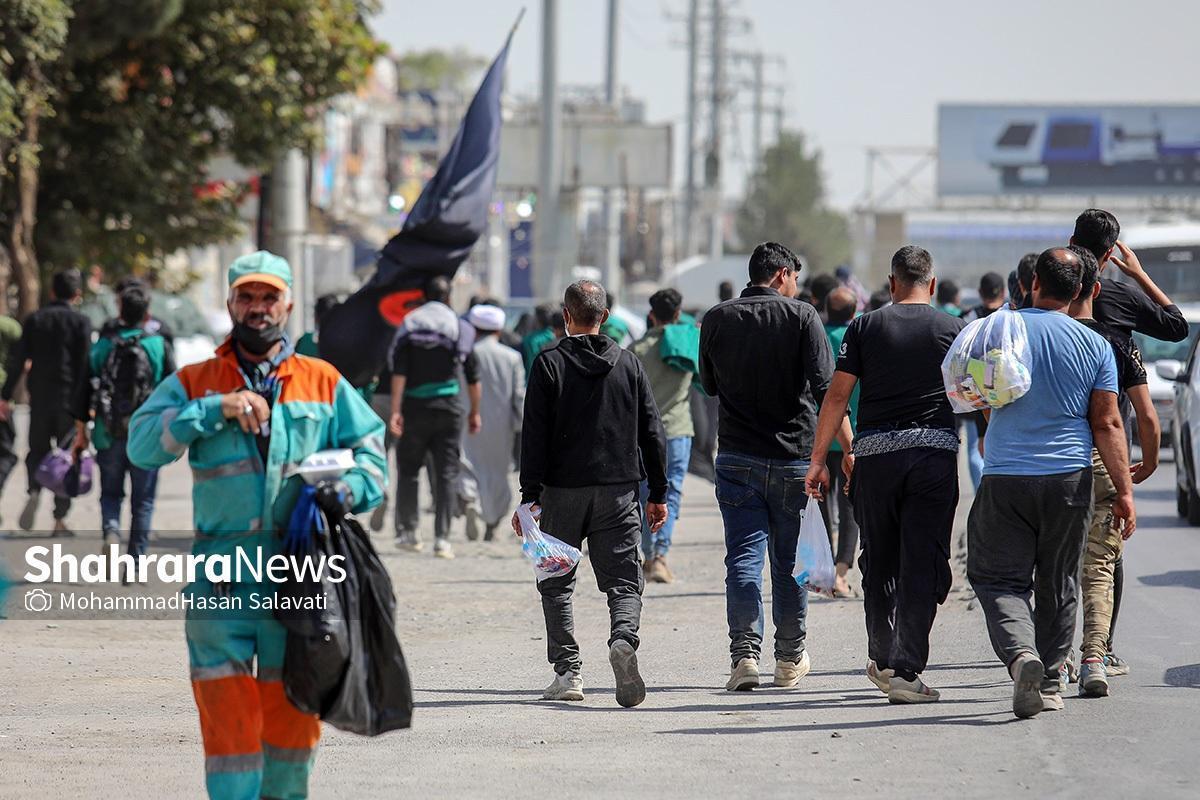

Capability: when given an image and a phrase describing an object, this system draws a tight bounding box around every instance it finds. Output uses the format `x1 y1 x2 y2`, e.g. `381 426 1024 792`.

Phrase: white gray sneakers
1010 652 1046 719
1079 659 1109 697
542 671 584 701
866 660 894 694
888 675 940 704
609 640 646 708
773 651 811 688
726 657 760 691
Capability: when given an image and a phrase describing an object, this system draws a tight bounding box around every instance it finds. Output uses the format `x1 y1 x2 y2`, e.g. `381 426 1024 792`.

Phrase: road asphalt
1 421 1197 798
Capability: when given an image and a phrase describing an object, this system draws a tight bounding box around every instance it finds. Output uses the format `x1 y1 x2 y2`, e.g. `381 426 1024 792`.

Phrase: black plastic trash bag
276 491 413 736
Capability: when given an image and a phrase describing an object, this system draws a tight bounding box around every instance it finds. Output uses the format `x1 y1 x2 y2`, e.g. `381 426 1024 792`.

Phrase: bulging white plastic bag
793 496 836 595
941 307 1033 413
516 503 582 582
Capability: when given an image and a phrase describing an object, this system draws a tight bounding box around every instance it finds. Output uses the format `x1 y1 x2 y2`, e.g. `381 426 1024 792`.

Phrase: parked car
1135 303 1200 447
1161 333 1200 524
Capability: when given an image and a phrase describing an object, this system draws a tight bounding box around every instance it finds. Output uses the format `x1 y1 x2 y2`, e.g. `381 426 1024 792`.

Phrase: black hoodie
520 334 668 505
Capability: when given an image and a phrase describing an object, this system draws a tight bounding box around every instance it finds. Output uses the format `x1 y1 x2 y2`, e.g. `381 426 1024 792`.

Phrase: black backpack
92 332 155 440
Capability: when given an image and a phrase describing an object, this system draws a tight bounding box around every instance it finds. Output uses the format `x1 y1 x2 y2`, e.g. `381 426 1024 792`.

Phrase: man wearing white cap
461 304 524 540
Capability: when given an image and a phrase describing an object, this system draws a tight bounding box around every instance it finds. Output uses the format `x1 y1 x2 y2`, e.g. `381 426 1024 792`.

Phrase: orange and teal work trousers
186 585 320 800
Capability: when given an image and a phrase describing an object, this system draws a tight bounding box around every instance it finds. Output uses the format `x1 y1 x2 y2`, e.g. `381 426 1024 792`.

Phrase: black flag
320 18 517 387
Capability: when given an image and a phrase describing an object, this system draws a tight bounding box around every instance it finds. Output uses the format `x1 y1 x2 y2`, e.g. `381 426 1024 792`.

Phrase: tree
394 48 487 93
1 1 383 310
0 0 71 315
735 131 849 275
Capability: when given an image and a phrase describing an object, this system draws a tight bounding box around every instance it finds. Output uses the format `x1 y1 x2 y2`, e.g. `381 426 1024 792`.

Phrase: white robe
461 336 525 525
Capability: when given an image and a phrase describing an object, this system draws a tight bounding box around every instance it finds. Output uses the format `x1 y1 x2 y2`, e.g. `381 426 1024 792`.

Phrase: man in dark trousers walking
516 280 668 708
807 245 965 704
0 269 92 534
700 242 852 692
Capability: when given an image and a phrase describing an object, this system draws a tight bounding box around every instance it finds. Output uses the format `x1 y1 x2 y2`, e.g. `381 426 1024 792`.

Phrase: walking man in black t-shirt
1065 245 1159 698
389 276 482 558
1070 208 1185 677
806 245 965 704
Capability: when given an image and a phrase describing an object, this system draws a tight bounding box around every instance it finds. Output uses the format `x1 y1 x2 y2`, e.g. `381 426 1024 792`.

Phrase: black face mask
232 318 284 355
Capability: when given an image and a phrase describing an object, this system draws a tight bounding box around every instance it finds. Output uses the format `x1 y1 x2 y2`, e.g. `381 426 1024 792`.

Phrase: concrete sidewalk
1 441 1198 797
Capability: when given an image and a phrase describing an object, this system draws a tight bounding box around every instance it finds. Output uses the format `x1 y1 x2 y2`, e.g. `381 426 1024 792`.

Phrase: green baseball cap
227 251 292 292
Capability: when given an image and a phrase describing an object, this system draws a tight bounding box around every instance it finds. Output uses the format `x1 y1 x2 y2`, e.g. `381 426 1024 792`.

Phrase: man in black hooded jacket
515 279 668 708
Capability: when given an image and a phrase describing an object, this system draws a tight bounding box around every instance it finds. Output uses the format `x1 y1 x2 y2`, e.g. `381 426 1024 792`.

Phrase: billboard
938 104 1200 196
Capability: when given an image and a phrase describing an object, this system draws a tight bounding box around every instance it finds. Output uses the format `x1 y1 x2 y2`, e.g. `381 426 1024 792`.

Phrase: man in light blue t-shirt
966 247 1135 721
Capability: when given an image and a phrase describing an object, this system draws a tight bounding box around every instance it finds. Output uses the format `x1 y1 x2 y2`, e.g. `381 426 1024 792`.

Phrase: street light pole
534 0 562 302
601 0 621 299
683 0 699 259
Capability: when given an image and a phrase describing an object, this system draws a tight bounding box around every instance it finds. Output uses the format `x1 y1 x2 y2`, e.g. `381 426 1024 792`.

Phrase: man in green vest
631 289 695 583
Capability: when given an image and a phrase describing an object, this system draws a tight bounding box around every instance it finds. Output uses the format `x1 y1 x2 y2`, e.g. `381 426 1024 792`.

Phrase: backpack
92 332 155 440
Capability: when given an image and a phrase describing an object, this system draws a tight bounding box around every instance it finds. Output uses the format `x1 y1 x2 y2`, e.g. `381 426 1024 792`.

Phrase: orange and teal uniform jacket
127 339 387 800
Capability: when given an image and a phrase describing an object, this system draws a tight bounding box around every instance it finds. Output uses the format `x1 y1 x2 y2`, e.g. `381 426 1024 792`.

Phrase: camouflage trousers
1081 449 1123 661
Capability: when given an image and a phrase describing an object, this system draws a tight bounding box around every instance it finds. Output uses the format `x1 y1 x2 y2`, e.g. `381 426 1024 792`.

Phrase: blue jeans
640 436 692 559
97 439 159 558
962 416 983 491
715 451 809 665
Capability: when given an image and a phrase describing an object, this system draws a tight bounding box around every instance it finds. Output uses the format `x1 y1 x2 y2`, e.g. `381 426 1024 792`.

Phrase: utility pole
774 86 785 141
268 148 308 338
706 0 724 259
682 0 699 259
751 52 764 172
534 0 562 301
601 0 621 299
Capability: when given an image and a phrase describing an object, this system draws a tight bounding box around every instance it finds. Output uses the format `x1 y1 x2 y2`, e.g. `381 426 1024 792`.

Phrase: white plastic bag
516 503 582 582
793 496 836 595
941 307 1033 413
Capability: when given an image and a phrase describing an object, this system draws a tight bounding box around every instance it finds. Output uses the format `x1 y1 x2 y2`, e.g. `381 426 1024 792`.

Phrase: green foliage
29 0 383 277
0 0 71 167
735 131 849 274
394 48 486 93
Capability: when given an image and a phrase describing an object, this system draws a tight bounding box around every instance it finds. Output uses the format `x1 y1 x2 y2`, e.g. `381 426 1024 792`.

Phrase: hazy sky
374 0 1200 210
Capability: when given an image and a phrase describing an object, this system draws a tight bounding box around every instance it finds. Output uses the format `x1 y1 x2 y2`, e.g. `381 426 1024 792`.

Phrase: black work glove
315 480 353 518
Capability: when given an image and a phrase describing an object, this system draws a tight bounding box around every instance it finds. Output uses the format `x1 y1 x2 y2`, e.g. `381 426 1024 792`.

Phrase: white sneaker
542 671 584 701
888 675 940 704
866 660 894 694
433 539 454 559
1041 691 1065 712
774 650 811 687
726 657 760 691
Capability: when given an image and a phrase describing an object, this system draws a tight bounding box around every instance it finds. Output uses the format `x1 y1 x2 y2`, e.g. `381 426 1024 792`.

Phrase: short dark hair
1069 244 1100 298
118 285 150 327
979 271 1005 301
549 305 567 331
718 281 734 302
115 276 148 294
868 288 890 311
52 269 82 300
1073 208 1120 261
936 279 959 306
891 245 933 286
535 303 557 328
1017 252 1038 292
564 280 607 326
826 287 856 325
1034 247 1084 303
423 275 451 304
747 242 800 285
809 274 838 307
648 288 682 324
